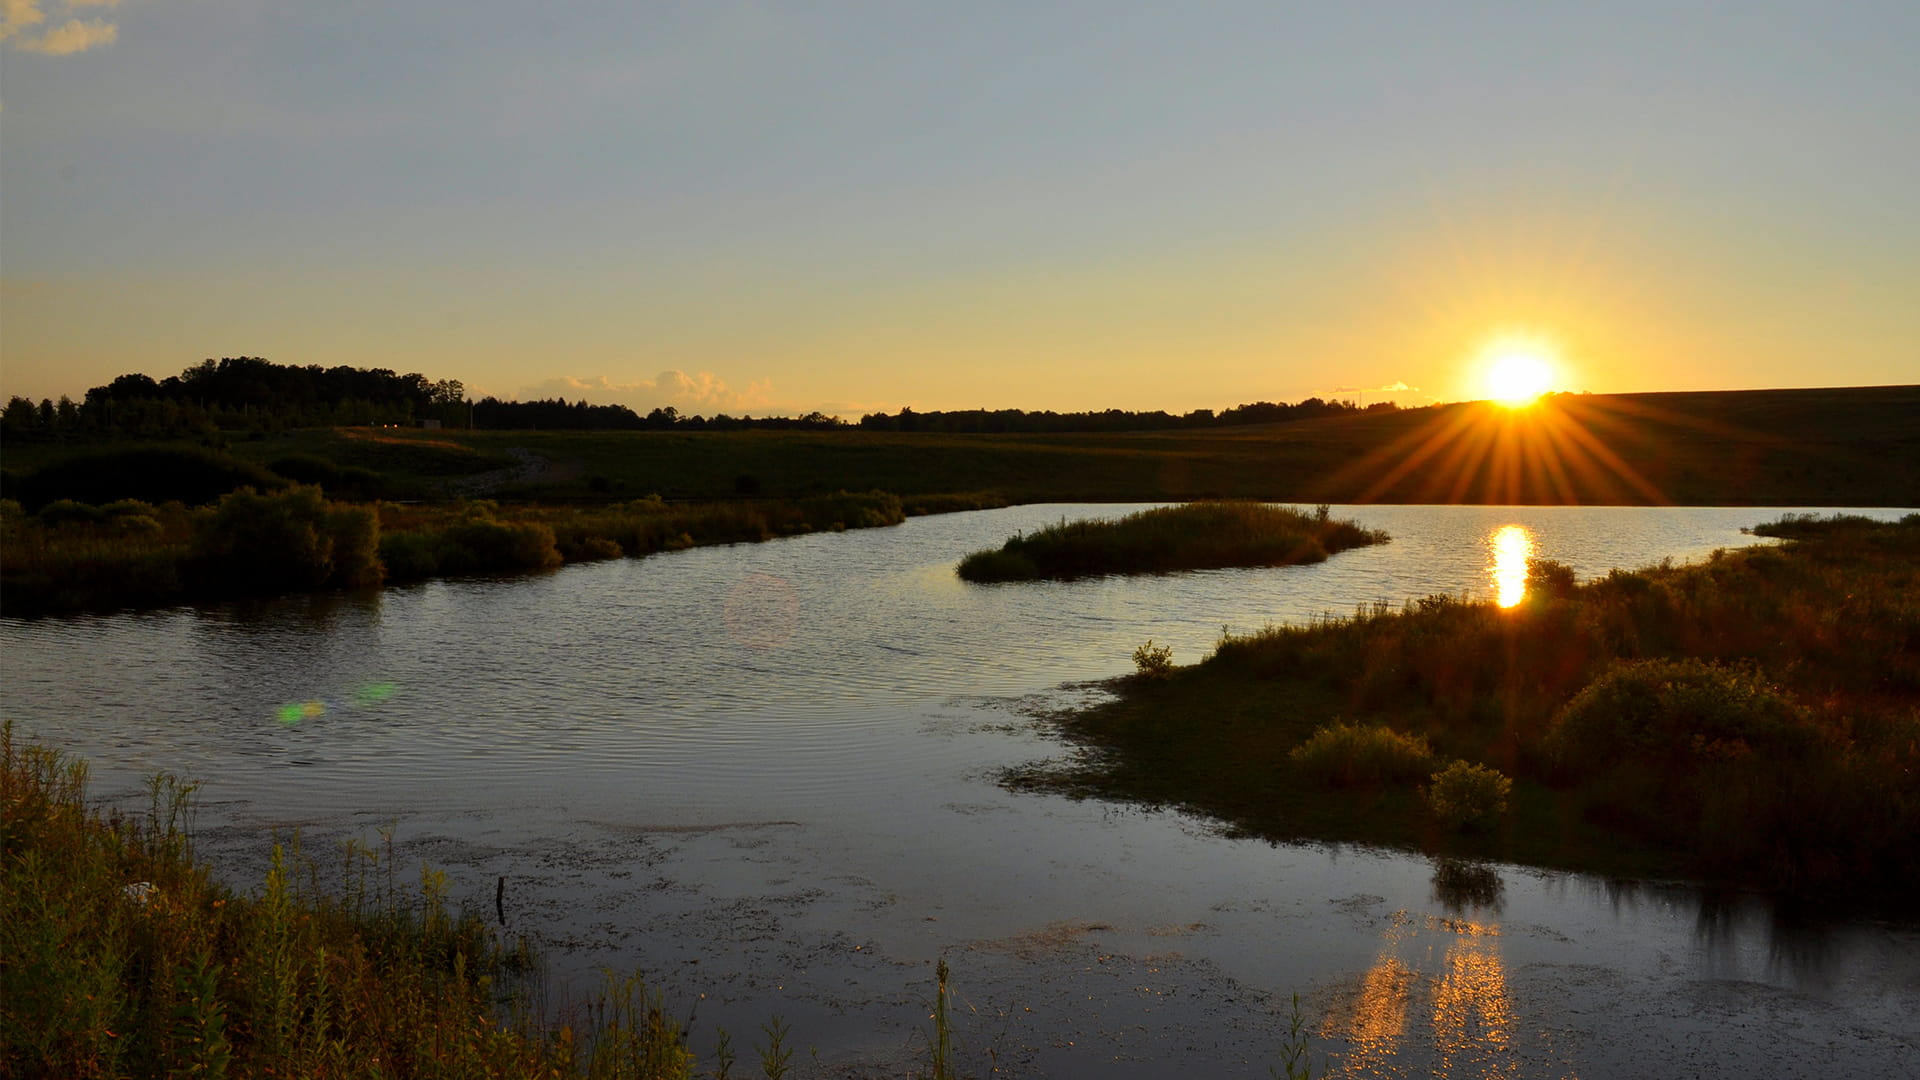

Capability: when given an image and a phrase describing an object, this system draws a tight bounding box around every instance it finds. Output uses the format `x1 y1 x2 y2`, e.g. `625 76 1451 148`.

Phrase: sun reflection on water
1488 525 1535 608
1323 908 1553 1079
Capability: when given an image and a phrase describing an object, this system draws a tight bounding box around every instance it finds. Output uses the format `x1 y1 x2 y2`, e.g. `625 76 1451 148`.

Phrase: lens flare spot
722 572 801 650
275 703 305 726
1488 525 1534 608
352 681 397 706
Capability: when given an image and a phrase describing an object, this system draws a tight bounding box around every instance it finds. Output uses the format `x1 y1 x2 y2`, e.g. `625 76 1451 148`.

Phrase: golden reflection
1431 937 1517 1077
1322 910 1556 1079
1489 524 1534 608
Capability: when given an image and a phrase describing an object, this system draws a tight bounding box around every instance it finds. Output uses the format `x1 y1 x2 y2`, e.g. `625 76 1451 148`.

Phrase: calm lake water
5 504 1917 1077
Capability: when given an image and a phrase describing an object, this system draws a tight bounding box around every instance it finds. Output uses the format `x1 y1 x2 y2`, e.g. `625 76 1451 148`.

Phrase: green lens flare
352 681 397 706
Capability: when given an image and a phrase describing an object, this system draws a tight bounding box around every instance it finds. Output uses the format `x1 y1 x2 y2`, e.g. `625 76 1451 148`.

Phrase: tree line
3 356 1401 441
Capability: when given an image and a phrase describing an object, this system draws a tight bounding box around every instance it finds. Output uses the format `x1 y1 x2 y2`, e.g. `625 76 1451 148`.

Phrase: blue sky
4 2 1915 415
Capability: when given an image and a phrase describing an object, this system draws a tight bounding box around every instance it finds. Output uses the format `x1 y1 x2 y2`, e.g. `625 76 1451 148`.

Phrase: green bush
1290 722 1435 787
1427 761 1511 831
1132 639 1174 679
1545 658 1811 777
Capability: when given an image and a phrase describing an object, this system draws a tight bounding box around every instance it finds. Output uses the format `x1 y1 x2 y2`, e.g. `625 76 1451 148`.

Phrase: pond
4 504 1916 1077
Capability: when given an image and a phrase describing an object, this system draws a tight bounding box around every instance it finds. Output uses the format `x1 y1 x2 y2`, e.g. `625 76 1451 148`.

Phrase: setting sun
1479 337 1558 407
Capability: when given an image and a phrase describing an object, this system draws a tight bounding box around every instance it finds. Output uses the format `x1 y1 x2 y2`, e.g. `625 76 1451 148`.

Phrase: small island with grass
956 501 1389 583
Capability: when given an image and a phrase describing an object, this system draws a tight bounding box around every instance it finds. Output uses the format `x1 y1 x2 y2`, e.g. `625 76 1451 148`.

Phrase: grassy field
957 501 1388 582
1012 514 1920 901
6 384 1915 508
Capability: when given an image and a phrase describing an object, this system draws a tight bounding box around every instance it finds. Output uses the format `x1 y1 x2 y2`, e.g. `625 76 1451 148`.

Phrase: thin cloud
516 370 774 414
0 0 46 42
5 0 118 54
17 16 115 53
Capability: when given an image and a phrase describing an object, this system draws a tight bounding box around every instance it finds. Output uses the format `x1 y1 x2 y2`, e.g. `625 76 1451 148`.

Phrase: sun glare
1480 337 1557 407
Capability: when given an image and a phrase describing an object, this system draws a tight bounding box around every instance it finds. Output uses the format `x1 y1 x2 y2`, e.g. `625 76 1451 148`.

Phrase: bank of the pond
1 727 981 1080
957 501 1388 582
1016 513 1920 902
0 488 1006 617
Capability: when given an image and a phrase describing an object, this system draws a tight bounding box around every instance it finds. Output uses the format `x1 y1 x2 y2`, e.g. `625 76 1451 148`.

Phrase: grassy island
956 501 1389 583
1011 513 1920 902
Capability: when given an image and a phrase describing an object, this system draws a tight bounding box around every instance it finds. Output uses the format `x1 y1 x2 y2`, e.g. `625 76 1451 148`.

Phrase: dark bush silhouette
20 447 287 511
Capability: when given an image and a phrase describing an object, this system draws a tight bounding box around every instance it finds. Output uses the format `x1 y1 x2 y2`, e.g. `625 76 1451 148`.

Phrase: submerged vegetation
957 501 1388 582
1019 513 1920 900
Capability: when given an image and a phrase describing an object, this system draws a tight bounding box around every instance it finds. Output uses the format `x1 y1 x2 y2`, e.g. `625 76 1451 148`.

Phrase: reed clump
957 501 1388 583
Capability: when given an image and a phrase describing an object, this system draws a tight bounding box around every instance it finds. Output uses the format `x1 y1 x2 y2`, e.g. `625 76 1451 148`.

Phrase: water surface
5 504 1915 1077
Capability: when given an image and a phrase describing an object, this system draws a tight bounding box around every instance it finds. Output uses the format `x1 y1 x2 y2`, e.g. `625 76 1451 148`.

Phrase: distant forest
2 356 1400 440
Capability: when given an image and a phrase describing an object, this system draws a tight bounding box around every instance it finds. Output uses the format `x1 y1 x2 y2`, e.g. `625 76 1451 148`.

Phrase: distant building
414 418 442 429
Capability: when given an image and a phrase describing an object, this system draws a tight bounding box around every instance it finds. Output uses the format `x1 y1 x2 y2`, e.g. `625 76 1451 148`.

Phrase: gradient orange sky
3 3 1915 416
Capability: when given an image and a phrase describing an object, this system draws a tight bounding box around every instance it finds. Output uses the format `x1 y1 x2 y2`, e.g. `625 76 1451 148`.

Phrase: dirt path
440 446 582 498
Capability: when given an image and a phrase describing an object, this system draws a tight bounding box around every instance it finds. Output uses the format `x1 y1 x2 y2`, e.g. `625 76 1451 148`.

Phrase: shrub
1290 722 1435 787
1427 761 1512 831
378 531 441 581
36 499 105 527
956 548 1039 582
1545 658 1811 778
188 485 384 595
1132 639 1174 679
798 489 905 531
1525 558 1578 601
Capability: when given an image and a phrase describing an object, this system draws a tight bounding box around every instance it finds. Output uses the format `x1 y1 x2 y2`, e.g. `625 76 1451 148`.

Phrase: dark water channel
5 504 1917 1077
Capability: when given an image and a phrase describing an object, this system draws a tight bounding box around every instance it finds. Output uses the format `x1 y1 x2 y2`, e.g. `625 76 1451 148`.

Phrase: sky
3 2 1915 417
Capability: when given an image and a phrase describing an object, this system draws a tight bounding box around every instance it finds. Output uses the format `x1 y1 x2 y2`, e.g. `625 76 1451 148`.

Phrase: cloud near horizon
514 371 775 415
3 0 117 54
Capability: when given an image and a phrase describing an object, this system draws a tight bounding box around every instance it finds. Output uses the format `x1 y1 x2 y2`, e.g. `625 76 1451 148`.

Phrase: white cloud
1331 382 1415 395
516 370 775 415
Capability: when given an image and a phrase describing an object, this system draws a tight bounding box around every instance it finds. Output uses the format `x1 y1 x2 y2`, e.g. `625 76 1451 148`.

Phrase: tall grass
957 501 1388 582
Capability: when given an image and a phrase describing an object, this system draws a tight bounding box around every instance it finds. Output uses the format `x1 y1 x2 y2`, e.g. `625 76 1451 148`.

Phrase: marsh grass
1 489 910 616
1029 514 1920 898
957 501 1388 583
